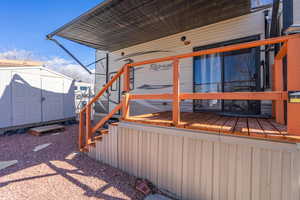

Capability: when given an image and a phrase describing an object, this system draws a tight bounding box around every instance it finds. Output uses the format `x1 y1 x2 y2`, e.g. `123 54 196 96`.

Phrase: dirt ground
0 125 144 200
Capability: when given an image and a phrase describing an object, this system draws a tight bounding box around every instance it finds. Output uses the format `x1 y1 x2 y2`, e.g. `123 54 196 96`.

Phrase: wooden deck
124 111 300 143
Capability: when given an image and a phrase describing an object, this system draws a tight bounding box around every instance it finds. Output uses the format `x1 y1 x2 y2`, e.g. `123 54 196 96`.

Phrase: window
251 0 273 9
193 36 261 115
80 86 88 91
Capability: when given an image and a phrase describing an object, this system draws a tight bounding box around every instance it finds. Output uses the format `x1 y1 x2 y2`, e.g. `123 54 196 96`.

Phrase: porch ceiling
48 0 251 52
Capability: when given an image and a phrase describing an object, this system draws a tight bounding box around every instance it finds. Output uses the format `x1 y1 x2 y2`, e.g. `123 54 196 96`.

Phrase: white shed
0 60 75 131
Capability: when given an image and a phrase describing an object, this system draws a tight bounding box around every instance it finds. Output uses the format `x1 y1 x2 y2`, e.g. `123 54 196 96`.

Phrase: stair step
88 141 96 148
94 135 102 141
96 128 109 135
80 146 89 152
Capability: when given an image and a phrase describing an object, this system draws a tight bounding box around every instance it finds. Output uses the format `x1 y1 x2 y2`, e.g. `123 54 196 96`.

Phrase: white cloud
0 49 94 83
0 49 35 60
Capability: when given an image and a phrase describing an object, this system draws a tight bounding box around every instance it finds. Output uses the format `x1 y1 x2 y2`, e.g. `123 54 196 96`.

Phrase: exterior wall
0 66 75 130
88 122 300 200
294 0 300 26
96 11 268 116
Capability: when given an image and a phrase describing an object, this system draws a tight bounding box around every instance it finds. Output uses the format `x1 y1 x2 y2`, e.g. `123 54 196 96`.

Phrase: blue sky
0 0 103 67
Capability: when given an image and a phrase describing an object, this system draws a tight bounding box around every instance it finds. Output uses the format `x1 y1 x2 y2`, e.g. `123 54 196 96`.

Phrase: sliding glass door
193 36 261 115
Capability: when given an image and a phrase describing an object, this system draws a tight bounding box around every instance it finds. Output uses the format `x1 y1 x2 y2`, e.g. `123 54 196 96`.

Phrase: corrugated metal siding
89 123 300 200
96 11 267 115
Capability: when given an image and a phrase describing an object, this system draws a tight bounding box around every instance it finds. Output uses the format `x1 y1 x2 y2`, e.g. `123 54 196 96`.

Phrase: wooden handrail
85 64 126 108
128 34 300 67
91 102 123 134
79 34 300 150
129 93 173 100
180 91 288 100
79 64 126 149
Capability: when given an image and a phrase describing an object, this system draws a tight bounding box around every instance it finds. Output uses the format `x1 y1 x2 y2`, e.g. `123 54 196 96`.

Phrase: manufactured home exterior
96 10 269 116
48 0 300 200
0 61 75 132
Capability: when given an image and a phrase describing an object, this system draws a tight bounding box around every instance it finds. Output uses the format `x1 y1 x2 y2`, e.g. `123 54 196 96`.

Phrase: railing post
287 37 300 135
172 58 180 126
79 110 85 149
86 105 92 144
122 64 130 119
122 93 130 119
273 58 285 124
123 64 130 92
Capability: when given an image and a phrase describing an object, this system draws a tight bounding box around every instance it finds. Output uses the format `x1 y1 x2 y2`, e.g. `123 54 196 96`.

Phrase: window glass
80 86 88 91
251 0 273 8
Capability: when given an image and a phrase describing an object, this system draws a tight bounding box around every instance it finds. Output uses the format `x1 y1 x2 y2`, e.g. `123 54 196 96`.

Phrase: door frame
192 35 261 113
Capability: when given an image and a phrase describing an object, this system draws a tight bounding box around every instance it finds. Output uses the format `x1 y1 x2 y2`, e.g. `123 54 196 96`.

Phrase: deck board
124 112 299 143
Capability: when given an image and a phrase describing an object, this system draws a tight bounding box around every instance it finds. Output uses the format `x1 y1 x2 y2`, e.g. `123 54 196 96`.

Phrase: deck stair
78 34 300 152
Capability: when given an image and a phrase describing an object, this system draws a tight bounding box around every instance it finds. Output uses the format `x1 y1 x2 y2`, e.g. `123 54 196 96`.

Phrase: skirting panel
88 122 300 200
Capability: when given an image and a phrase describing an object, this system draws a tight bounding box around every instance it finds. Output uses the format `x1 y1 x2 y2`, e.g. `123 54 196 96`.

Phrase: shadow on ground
0 125 144 200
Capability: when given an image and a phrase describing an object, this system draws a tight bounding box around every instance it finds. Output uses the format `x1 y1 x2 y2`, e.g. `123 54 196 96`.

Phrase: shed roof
0 60 43 67
48 0 251 52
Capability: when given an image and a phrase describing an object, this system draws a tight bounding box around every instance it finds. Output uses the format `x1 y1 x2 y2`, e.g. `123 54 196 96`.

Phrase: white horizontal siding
89 122 300 200
102 11 266 115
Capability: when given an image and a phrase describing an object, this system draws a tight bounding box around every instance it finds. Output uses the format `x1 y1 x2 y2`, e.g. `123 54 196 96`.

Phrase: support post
274 59 285 124
123 64 130 92
172 58 180 126
287 37 300 135
86 105 92 144
122 65 130 119
122 93 130 119
79 110 85 149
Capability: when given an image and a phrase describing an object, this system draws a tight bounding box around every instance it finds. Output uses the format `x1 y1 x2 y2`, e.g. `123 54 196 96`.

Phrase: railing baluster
172 58 180 126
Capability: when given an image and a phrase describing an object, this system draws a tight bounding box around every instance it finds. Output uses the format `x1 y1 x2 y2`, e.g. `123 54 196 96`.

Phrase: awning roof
48 0 251 52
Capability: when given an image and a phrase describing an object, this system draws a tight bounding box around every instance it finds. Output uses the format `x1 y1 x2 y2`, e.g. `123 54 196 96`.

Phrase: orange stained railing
79 34 300 150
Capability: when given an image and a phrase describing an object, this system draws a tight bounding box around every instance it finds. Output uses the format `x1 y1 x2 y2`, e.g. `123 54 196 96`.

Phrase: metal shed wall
0 67 75 130
88 122 300 200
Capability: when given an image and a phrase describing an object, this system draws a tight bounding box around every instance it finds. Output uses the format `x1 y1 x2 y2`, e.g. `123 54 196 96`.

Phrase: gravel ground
0 125 144 200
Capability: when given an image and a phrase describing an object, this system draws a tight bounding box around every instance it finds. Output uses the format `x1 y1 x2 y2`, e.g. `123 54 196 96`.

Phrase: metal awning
48 0 251 52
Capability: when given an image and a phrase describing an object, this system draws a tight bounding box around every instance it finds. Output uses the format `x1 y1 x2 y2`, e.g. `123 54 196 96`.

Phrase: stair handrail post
172 58 180 126
86 104 92 144
79 107 85 149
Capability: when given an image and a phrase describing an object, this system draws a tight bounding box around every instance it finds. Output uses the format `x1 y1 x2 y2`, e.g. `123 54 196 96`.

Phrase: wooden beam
86 105 92 144
91 103 123 134
123 65 130 92
129 93 173 100
79 109 85 149
180 91 288 100
172 59 180 126
274 59 285 124
275 42 287 60
85 64 126 107
122 93 130 119
128 34 300 67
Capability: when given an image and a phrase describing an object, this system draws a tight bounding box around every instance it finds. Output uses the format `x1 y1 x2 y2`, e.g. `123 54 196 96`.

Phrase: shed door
41 76 64 122
12 71 42 126
0 70 12 128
